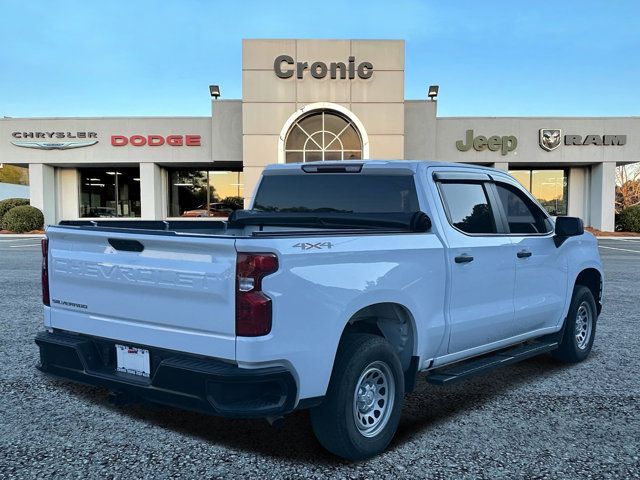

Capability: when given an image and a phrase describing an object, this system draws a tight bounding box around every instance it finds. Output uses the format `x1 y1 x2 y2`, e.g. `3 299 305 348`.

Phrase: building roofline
0 116 211 121
242 38 404 42
2 109 637 122
437 115 640 120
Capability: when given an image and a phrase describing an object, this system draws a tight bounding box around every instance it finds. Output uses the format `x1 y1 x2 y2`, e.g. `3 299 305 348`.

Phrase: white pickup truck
36 161 603 460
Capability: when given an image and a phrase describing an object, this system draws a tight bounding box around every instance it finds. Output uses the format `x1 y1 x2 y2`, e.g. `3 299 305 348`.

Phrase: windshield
253 174 419 213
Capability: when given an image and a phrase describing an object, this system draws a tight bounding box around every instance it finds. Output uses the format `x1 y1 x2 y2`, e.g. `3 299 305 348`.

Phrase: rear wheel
552 285 597 363
310 333 404 461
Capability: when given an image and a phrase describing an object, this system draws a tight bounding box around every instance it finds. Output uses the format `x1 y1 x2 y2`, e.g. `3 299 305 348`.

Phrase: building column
139 163 164 220
492 162 509 171
589 162 615 231
28 163 55 226
57 168 79 221
567 167 587 221
242 166 265 208
404 100 437 160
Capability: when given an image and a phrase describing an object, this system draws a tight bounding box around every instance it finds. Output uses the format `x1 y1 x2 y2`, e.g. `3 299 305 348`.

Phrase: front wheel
310 333 404 461
552 285 598 363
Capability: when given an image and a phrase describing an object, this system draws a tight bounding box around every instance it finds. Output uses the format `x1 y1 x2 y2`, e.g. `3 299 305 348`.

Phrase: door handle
108 238 144 252
517 249 532 258
454 254 474 264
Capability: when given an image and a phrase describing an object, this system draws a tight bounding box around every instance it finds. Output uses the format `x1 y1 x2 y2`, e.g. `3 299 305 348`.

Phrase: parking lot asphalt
0 237 638 479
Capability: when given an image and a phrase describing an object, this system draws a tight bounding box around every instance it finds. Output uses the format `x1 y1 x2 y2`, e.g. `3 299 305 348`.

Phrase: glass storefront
79 168 141 217
509 169 568 216
167 169 244 217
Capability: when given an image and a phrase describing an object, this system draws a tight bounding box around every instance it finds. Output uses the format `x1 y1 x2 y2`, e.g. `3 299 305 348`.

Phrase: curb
597 236 640 240
0 234 46 239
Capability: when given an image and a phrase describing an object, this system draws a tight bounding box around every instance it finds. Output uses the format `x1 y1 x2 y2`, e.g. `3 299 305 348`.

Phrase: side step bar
426 340 559 385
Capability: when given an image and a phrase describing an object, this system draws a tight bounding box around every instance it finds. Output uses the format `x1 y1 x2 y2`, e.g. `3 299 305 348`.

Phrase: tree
0 165 29 185
221 196 244 211
616 163 640 213
457 203 492 233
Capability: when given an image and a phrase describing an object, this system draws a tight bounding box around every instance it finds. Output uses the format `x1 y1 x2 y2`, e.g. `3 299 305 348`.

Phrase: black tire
552 285 598 363
310 333 405 461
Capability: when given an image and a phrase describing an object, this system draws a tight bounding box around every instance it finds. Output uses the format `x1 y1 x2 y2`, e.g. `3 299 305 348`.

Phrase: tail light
41 237 50 306
235 253 278 336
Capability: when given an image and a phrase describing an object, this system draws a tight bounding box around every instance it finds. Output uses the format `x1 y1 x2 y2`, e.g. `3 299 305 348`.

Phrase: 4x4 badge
293 242 333 250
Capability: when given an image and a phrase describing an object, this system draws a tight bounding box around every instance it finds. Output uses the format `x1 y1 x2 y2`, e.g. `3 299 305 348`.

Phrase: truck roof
263 160 506 176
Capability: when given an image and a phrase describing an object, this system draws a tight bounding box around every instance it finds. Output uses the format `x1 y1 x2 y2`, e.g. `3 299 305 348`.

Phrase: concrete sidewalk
0 234 45 239
596 236 640 240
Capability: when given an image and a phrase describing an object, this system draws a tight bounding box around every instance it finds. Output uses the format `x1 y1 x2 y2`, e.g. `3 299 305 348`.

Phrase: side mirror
554 216 584 247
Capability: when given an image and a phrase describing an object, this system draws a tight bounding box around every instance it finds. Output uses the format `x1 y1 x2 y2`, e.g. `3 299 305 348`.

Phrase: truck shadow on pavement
392 354 571 446
52 353 580 464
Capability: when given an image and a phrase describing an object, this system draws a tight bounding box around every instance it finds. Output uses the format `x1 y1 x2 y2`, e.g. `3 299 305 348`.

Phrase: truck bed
59 210 430 238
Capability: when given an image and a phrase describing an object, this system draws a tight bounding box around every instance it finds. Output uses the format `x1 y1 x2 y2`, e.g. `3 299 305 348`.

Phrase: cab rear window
253 174 419 213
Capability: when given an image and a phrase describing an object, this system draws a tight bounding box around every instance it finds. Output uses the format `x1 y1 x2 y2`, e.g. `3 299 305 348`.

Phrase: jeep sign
456 129 518 156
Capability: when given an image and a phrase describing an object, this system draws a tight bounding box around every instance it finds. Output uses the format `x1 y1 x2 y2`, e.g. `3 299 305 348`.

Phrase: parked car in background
182 202 233 217
83 207 117 218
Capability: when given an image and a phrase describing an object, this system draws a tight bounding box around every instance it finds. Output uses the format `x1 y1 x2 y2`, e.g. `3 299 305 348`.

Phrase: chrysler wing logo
539 129 562 151
10 140 98 150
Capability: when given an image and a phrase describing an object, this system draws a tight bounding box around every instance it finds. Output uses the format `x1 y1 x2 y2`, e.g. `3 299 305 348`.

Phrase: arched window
284 110 363 163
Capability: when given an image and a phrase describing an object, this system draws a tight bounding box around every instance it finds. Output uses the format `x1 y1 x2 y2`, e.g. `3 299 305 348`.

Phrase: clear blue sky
1 0 638 118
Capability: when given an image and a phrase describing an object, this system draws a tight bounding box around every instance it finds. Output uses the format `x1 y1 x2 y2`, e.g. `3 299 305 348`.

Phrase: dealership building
1 39 639 230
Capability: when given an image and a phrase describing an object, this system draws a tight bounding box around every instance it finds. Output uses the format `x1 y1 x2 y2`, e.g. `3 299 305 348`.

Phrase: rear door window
438 182 497 234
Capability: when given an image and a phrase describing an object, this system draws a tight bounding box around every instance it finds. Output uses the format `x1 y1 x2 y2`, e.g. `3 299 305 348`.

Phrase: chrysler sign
11 131 98 150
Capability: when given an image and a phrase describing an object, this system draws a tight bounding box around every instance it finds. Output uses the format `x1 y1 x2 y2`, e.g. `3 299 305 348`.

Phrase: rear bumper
35 330 298 418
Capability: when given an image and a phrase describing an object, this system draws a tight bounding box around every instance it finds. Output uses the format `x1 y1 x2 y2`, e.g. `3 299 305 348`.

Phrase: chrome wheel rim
353 361 395 438
575 301 593 350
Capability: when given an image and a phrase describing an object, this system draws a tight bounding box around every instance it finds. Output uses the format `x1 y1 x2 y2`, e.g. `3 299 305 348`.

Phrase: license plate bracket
115 344 150 377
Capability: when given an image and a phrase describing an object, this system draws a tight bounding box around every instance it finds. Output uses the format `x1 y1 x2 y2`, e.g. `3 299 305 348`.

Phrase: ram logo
539 129 562 152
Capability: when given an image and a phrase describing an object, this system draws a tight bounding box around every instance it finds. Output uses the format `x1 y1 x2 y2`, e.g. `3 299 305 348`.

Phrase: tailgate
46 226 237 360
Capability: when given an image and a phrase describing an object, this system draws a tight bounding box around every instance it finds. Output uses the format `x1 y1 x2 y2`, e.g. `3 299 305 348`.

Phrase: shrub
1 205 44 233
0 198 29 222
619 205 640 232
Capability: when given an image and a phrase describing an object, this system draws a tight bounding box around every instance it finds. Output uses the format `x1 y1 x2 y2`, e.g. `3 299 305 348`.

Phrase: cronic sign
274 55 373 79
